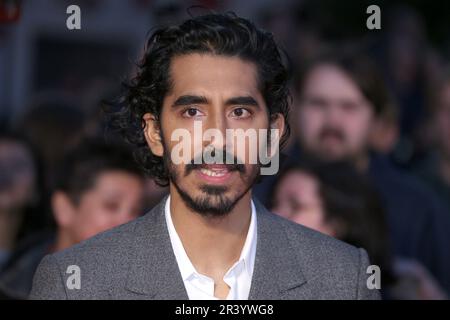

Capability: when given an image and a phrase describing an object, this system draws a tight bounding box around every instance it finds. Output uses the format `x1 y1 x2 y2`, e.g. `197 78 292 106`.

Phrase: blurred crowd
1 0 450 300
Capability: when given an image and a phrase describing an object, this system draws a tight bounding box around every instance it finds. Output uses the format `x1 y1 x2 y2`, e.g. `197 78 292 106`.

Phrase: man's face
296 64 375 162
145 53 282 216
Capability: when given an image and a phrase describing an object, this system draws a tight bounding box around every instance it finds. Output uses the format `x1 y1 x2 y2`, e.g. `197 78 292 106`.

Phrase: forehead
278 171 318 195
168 53 260 97
302 64 366 102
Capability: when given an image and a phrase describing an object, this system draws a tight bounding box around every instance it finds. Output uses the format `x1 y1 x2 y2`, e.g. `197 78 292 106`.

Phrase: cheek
292 211 323 230
72 201 110 240
161 114 193 154
272 200 288 217
299 112 320 139
346 114 372 141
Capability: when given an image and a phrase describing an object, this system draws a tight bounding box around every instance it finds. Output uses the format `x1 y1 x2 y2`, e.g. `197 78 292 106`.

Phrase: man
30 13 379 300
1 139 144 299
275 49 450 294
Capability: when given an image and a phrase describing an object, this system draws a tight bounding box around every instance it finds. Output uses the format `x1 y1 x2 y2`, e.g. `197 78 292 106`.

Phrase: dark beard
173 181 251 217
164 148 259 217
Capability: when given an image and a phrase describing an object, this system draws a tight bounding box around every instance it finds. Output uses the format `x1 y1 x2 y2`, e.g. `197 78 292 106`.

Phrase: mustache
318 127 346 143
185 149 246 175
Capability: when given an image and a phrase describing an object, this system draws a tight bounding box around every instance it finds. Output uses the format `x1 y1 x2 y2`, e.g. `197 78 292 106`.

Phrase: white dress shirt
164 196 257 300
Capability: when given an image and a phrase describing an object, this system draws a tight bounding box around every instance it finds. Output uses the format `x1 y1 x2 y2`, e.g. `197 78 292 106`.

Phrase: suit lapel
248 199 307 299
124 195 189 299
123 196 307 300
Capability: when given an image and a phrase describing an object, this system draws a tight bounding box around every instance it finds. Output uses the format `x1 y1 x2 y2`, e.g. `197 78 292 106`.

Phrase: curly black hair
54 138 144 205
108 12 292 186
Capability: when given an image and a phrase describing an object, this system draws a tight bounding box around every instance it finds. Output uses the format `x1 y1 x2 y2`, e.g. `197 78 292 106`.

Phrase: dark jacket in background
368 153 450 294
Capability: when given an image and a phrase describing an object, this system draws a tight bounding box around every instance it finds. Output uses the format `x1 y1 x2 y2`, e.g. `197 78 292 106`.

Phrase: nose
324 104 343 126
203 109 227 150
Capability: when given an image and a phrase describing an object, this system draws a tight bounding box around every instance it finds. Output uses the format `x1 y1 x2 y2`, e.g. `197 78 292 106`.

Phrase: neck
169 186 252 278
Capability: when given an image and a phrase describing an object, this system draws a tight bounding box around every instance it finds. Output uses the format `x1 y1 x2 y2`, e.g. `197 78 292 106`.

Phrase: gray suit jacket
29 196 380 300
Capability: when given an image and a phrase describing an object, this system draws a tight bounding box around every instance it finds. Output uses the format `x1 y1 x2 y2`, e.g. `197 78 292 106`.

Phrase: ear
143 113 164 157
269 113 286 153
270 113 285 131
51 191 76 228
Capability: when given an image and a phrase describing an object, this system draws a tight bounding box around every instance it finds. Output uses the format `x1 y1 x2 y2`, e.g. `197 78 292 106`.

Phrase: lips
196 164 234 182
200 164 231 175
199 168 228 177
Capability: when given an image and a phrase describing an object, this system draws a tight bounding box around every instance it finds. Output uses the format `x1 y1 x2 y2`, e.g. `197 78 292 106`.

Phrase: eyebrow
227 96 259 108
172 95 208 107
171 95 260 109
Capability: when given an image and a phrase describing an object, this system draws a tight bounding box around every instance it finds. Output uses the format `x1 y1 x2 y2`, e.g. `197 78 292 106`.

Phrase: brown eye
188 108 197 116
183 107 203 118
231 107 250 118
103 201 120 213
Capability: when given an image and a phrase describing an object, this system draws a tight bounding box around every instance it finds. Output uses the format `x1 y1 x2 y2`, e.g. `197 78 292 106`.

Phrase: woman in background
270 160 447 299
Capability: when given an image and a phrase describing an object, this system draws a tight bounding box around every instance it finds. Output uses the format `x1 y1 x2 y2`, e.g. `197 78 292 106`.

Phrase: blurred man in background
285 49 450 294
0 139 145 299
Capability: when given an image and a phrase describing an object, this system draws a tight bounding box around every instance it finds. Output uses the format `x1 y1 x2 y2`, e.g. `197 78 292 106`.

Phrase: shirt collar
238 199 257 276
164 195 257 281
